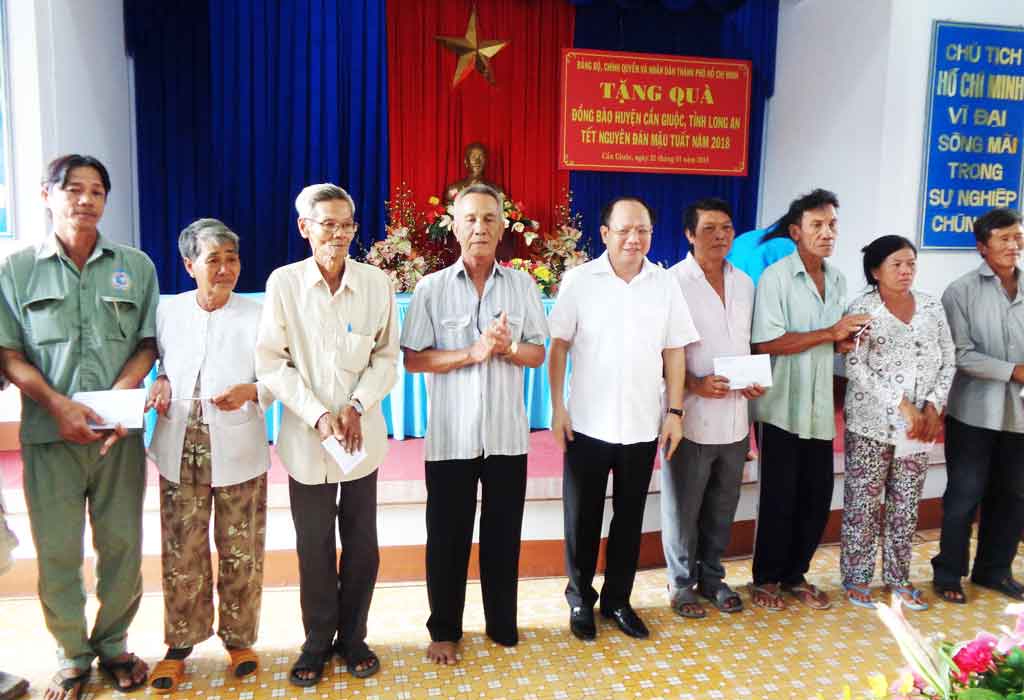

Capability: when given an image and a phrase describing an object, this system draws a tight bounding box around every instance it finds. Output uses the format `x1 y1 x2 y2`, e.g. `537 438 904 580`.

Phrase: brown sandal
149 659 184 695
748 583 786 612
784 581 832 610
227 648 259 678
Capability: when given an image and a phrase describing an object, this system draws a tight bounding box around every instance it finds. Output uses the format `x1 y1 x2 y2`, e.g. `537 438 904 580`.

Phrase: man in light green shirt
0 155 158 700
747 189 870 613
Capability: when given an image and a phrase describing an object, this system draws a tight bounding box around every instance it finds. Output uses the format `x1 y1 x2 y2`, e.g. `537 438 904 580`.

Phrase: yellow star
435 6 509 87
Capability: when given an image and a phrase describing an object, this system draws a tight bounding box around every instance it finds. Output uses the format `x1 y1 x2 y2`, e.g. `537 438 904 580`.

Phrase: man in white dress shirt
256 184 398 686
549 196 698 641
661 198 764 619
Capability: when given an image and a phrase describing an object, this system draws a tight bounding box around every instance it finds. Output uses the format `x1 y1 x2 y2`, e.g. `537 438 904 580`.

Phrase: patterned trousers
840 431 929 587
159 393 268 650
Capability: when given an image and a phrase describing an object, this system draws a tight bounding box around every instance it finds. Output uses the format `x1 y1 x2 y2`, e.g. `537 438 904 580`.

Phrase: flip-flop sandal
669 586 707 619
99 653 147 692
887 584 929 611
699 583 743 613
149 659 185 695
46 669 89 700
972 576 1024 601
227 648 259 678
932 580 967 604
842 583 876 609
345 649 381 679
748 583 785 612
289 649 330 687
784 582 832 610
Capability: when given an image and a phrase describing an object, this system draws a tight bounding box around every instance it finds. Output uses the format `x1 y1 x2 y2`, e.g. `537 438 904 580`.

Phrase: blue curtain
568 0 778 265
126 0 389 294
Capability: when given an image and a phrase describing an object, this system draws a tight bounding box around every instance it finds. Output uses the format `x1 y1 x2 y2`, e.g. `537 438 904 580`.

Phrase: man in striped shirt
401 184 549 665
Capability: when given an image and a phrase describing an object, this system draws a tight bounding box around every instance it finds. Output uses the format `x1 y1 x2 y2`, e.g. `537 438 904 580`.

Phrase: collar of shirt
589 250 656 283
36 231 115 264
453 256 506 281
301 255 360 295
781 249 841 298
977 260 1024 304
189 289 243 316
679 252 736 282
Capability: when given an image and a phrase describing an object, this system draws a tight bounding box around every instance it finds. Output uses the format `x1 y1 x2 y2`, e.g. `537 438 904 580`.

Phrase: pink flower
952 634 997 680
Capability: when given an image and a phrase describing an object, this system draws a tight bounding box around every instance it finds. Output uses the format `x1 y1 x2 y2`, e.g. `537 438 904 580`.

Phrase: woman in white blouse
840 235 955 611
146 219 271 693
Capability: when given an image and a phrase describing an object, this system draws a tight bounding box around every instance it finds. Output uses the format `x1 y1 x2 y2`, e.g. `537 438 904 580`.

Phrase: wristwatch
667 407 684 418
349 398 364 415
508 341 519 356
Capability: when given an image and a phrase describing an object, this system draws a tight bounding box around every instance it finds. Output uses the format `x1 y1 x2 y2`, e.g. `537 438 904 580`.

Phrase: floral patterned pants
840 431 929 587
159 397 267 649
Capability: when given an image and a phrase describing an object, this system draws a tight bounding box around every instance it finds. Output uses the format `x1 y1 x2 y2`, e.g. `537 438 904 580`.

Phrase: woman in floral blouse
840 235 955 611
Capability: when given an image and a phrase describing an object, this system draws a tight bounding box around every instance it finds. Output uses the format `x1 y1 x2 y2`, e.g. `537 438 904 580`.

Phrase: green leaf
1009 649 1024 670
956 688 1006 699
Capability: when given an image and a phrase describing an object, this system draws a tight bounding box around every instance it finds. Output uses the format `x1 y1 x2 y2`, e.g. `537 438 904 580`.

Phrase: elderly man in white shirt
660 198 765 620
256 184 398 687
549 196 698 642
147 219 271 693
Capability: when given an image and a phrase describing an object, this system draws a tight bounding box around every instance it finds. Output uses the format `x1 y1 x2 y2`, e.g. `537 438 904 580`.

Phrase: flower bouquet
502 198 539 240
500 258 557 297
424 196 454 243
516 189 590 296
872 596 1024 699
364 186 441 292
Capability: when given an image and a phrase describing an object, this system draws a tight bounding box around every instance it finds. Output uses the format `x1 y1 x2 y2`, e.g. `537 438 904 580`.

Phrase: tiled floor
1 532 1019 700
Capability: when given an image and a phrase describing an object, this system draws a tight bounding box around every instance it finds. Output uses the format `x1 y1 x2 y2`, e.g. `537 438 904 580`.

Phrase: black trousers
932 416 1024 586
562 432 657 610
288 470 379 657
425 453 527 645
751 422 834 586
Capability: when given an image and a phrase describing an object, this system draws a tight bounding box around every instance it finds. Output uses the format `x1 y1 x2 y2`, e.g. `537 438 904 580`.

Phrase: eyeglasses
609 226 653 238
304 218 358 234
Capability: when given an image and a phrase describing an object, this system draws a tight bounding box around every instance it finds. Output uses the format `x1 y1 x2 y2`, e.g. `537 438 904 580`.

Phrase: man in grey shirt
932 207 1024 604
401 184 549 665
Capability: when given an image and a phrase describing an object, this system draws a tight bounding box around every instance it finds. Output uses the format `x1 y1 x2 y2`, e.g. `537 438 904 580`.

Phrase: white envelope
712 354 773 390
894 432 934 459
71 388 147 430
321 437 367 475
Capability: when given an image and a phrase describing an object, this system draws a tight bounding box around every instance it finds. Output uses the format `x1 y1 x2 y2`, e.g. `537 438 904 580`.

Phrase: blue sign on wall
919 21 1024 249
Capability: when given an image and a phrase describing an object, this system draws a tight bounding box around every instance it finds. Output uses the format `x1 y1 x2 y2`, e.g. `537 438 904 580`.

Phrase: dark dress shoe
601 605 650 639
569 606 596 640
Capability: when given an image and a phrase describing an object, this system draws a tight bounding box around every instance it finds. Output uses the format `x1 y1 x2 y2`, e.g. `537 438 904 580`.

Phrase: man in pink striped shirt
661 198 764 619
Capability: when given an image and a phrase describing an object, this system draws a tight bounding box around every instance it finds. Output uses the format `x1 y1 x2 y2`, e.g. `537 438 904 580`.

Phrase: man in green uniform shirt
0 155 158 700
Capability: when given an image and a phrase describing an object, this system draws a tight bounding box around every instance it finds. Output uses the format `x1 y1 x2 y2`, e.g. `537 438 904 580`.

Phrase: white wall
5 0 135 252
762 0 1024 297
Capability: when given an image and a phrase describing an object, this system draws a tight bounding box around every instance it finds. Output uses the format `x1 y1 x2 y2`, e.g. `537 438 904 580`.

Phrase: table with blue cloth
145 293 558 444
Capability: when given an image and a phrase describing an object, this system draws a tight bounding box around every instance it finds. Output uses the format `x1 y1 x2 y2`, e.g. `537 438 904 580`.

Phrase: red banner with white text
559 49 752 176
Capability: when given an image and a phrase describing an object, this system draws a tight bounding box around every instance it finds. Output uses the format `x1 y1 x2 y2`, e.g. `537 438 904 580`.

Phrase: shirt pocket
338 332 376 373
439 313 473 348
100 296 140 341
22 294 68 345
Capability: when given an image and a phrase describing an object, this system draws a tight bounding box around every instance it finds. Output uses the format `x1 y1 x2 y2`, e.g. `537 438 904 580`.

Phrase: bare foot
426 641 458 665
101 653 148 690
44 668 89 700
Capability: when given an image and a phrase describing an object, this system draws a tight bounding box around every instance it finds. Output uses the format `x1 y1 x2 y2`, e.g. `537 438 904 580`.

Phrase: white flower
513 222 525 233
438 214 452 228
